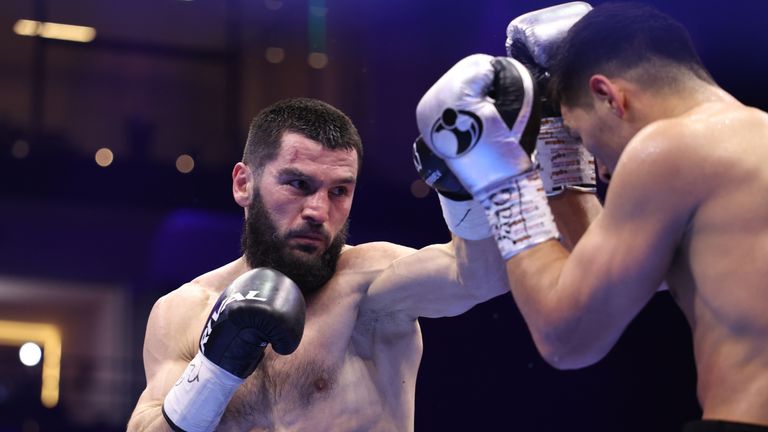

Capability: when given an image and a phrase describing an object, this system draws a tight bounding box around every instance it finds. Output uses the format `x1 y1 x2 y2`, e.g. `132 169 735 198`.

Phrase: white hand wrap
163 352 244 432
477 170 559 259
437 195 492 240
535 117 596 195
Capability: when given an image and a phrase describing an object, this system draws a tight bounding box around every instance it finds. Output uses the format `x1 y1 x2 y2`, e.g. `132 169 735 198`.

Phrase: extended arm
359 189 600 321
363 236 510 319
358 138 511 320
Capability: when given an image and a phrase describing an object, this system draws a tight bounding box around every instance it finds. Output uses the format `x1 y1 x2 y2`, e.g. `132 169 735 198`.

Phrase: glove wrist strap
163 352 244 432
437 194 492 240
535 117 596 196
478 170 559 259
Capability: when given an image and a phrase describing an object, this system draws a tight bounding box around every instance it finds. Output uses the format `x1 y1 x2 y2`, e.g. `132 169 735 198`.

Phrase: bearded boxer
127 97 577 431
417 3 768 431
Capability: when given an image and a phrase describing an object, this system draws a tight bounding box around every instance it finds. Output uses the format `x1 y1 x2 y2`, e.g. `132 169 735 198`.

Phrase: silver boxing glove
416 54 558 258
506 2 597 196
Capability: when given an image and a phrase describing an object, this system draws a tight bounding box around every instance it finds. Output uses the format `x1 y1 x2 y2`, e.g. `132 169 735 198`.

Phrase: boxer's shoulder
634 102 768 166
145 287 207 363
171 258 253 311
616 120 688 180
336 242 416 274
149 260 251 360
188 257 251 296
609 117 708 209
322 242 417 299
621 106 727 170
674 101 766 143
711 103 768 147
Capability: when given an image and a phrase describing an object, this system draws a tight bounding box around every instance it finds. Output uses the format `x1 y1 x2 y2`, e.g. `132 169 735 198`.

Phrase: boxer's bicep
363 238 508 320
408 237 510 318
128 293 200 430
144 307 191 398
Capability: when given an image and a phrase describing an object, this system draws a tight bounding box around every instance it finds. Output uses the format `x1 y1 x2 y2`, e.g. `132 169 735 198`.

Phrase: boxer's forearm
505 240 617 369
506 190 601 323
549 190 602 251
505 240 568 348
127 405 173 432
452 235 511 302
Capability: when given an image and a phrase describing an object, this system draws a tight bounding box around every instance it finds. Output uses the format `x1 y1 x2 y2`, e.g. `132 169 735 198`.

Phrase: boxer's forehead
269 132 358 184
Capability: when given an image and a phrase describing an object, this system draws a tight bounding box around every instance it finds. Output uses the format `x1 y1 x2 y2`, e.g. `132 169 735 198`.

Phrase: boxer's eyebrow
278 167 311 180
278 167 356 185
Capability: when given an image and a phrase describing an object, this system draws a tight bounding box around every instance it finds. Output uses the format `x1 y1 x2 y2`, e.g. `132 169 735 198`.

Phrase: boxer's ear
589 74 625 119
232 162 253 208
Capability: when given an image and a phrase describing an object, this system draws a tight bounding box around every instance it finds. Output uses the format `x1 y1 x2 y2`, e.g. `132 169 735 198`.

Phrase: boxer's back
667 102 768 422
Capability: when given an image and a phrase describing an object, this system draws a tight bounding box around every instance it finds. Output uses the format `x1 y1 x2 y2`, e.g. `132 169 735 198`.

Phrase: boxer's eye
330 186 348 197
288 179 312 193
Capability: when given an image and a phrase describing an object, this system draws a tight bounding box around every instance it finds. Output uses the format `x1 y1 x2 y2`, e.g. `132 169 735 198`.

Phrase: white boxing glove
416 54 558 258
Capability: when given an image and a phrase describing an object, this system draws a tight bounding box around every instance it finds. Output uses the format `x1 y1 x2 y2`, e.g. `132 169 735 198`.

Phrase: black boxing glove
163 268 305 432
199 268 304 376
413 136 491 240
413 135 470 201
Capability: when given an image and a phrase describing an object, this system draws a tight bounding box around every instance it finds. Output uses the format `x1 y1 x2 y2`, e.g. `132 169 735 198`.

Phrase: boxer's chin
288 239 323 257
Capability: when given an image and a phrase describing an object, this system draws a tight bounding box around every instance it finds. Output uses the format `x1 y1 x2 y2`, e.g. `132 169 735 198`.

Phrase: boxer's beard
240 191 348 297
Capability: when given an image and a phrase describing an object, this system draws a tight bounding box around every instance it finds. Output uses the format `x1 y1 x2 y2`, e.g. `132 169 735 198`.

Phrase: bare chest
219 282 387 430
224 348 341 426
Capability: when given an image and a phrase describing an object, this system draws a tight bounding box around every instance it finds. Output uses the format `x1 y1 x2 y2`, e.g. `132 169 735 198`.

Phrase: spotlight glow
0 321 61 408
307 52 328 69
176 154 195 174
265 47 285 64
19 342 42 367
95 148 114 167
410 179 431 198
13 19 96 43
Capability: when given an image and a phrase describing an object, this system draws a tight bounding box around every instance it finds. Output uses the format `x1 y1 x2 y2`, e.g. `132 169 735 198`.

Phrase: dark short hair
550 2 714 108
243 98 363 175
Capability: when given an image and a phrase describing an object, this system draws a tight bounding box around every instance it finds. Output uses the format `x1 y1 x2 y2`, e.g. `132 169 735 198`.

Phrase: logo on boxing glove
429 108 483 159
199 290 269 353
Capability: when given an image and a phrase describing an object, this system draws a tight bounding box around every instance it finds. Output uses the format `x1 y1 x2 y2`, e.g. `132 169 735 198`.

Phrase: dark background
0 0 765 430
